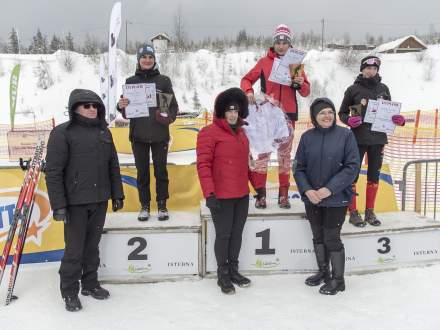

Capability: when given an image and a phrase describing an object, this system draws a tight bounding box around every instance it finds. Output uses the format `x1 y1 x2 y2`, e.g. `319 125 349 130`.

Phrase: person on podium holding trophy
240 24 310 210
117 44 178 222
339 56 406 227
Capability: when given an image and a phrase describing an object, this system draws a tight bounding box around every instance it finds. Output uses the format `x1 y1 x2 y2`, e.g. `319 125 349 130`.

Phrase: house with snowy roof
373 35 427 54
150 33 171 52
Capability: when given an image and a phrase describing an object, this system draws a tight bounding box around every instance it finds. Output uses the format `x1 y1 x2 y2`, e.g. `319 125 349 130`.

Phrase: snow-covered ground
1 45 440 127
1 263 439 330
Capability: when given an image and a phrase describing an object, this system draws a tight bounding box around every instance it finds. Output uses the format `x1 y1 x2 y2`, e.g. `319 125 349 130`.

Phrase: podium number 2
255 229 276 255
377 237 391 254
128 237 148 260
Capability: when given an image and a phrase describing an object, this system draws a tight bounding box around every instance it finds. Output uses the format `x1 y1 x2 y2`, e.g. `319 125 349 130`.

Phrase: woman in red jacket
241 24 310 209
196 87 251 295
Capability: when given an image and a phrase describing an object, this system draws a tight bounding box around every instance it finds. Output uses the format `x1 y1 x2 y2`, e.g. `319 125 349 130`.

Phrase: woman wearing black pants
197 88 251 294
294 98 360 295
339 56 405 227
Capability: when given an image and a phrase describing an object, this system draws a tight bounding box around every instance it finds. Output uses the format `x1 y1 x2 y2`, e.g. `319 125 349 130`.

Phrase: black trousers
131 141 169 206
59 202 107 297
355 144 384 183
210 195 249 268
305 204 347 252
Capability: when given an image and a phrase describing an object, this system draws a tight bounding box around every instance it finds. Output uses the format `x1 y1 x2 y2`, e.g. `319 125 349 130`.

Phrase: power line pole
125 19 128 53
321 18 325 51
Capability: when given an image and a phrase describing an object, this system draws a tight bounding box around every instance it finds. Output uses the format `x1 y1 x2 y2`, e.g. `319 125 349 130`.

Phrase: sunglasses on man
82 103 99 109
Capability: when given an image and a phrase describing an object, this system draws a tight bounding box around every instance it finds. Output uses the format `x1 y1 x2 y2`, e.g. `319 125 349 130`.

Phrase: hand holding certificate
122 84 149 118
371 100 402 134
268 47 307 86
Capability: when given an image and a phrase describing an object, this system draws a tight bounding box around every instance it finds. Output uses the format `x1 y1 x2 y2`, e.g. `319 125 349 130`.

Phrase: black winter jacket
45 89 124 211
339 74 391 145
294 100 360 207
118 66 179 143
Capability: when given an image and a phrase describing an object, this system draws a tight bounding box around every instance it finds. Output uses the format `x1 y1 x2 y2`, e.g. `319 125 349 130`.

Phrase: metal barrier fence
400 159 440 219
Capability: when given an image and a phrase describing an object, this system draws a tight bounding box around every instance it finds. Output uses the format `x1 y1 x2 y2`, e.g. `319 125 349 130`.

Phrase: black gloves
112 199 124 212
53 208 68 223
206 194 221 210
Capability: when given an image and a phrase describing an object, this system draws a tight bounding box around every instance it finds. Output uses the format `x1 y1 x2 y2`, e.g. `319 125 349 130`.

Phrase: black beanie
360 55 381 72
310 98 335 120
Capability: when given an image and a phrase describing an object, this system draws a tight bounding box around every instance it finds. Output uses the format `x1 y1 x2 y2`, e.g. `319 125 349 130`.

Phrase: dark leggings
131 141 169 205
355 144 384 183
305 204 347 252
210 195 249 267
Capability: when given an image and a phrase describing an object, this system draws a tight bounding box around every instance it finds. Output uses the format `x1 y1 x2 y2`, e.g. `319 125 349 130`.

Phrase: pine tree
192 89 201 111
8 28 19 54
49 35 62 53
29 28 48 54
64 32 75 51
82 34 99 55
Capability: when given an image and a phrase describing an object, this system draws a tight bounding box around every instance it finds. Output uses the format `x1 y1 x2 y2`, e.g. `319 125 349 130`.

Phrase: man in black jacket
118 44 178 221
45 89 124 312
339 56 405 227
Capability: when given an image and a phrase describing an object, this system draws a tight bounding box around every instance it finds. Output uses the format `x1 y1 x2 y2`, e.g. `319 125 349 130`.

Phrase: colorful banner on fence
0 164 397 264
9 64 20 130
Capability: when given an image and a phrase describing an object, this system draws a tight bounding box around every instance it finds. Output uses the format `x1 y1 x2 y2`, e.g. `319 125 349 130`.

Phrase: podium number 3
377 237 391 254
128 237 148 260
256 229 276 255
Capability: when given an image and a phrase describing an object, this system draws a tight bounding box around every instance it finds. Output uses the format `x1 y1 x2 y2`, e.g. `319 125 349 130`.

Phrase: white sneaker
138 206 150 221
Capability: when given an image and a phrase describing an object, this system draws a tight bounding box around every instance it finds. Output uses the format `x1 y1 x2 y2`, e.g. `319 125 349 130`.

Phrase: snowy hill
0 46 440 126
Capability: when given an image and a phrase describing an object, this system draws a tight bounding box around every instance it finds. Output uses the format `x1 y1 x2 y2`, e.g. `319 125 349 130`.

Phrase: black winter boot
217 265 235 294
64 295 82 312
365 208 381 226
254 188 267 209
81 285 110 300
349 210 366 228
157 200 169 221
305 243 330 286
319 249 346 295
229 262 251 287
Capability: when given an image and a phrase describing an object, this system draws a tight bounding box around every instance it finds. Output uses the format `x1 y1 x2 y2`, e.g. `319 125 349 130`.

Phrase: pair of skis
0 140 46 305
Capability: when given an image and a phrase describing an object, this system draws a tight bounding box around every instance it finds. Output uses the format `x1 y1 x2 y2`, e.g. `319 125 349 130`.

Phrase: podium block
99 211 202 283
201 201 440 275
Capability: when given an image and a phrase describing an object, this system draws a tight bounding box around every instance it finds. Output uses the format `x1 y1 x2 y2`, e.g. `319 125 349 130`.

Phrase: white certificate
281 47 307 66
122 84 149 118
268 58 292 86
371 99 402 134
145 83 157 107
268 48 307 86
364 99 380 124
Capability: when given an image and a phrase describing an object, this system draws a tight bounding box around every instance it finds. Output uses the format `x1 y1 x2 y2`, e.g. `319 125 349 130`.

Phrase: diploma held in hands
122 83 149 118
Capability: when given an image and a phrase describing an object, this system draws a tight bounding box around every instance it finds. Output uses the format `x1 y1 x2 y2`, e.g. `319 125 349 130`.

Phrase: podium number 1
255 229 276 255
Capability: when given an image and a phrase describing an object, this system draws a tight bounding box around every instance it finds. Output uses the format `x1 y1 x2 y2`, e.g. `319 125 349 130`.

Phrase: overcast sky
1 0 440 46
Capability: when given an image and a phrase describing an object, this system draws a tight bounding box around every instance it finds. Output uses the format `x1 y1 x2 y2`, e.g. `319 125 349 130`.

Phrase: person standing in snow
339 56 406 227
241 24 310 209
294 98 359 295
45 89 124 312
196 88 252 295
117 44 178 221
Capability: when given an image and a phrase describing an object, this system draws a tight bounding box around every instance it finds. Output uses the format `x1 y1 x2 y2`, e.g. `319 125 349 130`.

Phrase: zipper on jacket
319 132 325 187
